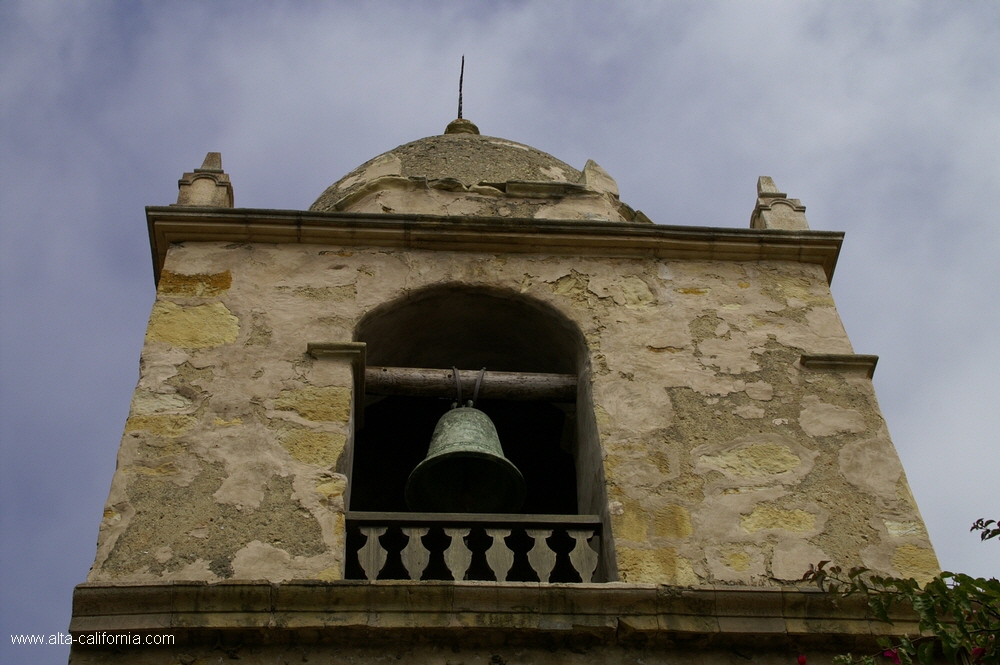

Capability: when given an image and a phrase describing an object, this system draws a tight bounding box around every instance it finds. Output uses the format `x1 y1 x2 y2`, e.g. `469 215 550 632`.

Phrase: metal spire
458 55 464 120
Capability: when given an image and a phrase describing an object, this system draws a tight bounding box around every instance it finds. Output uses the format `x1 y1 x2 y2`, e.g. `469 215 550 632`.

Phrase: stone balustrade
346 512 602 583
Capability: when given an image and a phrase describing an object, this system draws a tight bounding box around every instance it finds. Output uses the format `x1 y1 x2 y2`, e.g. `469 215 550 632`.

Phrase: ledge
145 207 844 285
70 580 919 650
800 354 879 379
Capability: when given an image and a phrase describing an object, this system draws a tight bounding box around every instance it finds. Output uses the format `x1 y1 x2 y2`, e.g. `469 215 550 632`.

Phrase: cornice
146 207 844 285
71 580 917 650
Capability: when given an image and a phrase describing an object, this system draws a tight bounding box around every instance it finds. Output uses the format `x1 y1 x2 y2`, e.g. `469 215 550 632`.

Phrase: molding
70 580 919 650
800 354 879 379
145 207 844 285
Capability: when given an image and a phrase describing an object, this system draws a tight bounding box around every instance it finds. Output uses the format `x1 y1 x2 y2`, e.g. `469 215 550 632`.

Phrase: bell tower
70 119 939 663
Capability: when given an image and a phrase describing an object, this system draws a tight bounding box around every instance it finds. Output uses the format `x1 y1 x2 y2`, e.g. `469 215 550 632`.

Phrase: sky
1 2 998 663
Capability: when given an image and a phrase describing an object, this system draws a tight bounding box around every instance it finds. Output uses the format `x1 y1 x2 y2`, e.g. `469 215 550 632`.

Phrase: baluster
400 527 430 580
525 529 556 583
443 528 472 581
567 529 599 583
484 528 514 581
358 526 388 581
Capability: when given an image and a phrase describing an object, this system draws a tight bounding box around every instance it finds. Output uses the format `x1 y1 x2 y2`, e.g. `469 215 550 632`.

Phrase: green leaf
917 641 934 665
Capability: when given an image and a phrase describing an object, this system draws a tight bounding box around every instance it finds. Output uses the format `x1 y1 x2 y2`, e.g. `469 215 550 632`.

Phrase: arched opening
350 285 583 514
344 284 614 582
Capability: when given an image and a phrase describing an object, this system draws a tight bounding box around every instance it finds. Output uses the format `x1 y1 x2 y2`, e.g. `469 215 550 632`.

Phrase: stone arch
348 283 615 580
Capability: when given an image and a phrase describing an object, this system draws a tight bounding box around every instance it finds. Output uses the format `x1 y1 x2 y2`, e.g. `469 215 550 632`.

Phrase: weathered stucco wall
89 241 937 587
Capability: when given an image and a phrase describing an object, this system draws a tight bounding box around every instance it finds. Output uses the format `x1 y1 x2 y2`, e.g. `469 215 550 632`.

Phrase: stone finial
444 118 480 135
581 160 619 197
750 176 808 230
173 152 234 207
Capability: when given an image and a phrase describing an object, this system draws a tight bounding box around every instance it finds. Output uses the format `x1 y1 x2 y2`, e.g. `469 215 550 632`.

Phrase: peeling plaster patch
124 414 196 437
101 469 325 581
158 270 232 297
707 545 766 583
771 540 830 581
229 541 294 583
698 334 763 374
744 381 774 401
654 504 693 539
593 378 673 435
891 544 940 585
621 276 656 309
617 547 699 585
733 405 765 419
799 396 866 437
146 301 239 348
549 271 591 302
130 391 192 416
741 504 816 533
839 438 903 500
539 164 569 181
280 430 347 468
274 386 351 422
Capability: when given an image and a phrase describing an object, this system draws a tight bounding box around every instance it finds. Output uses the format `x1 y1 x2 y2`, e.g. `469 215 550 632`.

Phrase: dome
309 120 648 223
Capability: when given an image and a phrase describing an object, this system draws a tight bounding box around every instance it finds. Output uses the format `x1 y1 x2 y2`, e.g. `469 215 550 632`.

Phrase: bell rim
404 449 527 513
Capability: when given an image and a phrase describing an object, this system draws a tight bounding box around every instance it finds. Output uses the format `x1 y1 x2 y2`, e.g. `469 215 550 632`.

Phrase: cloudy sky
1 2 998 662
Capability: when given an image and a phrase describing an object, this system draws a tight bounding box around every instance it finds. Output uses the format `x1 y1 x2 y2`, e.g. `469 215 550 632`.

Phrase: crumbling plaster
90 241 938 587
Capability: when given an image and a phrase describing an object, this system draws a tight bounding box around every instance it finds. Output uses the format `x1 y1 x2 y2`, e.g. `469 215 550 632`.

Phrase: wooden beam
365 366 576 402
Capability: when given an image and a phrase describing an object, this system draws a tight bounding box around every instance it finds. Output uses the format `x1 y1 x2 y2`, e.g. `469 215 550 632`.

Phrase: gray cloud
2 2 998 662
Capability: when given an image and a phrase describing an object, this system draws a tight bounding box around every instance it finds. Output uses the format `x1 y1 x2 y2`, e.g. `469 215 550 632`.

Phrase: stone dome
309 121 648 223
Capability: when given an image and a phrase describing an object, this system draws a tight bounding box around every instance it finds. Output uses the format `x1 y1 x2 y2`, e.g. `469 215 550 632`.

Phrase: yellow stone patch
701 443 801 477
275 386 351 422
617 546 699 585
891 544 940 585
651 448 672 475
158 270 232 297
125 414 196 437
213 417 243 427
675 287 708 295
778 279 834 306
724 552 752 572
654 504 693 539
317 566 342 582
612 498 650 542
594 405 611 428
293 285 356 300
741 504 816 533
146 301 239 348
316 477 347 499
281 430 346 467
896 476 919 509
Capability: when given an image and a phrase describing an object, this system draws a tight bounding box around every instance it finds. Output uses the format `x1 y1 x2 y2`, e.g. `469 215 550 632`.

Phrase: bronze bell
405 406 526 513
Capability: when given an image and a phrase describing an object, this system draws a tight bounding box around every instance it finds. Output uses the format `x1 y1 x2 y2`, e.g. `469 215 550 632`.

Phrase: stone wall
88 241 937 586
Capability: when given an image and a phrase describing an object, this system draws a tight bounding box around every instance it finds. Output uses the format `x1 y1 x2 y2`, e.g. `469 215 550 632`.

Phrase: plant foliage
803 520 999 665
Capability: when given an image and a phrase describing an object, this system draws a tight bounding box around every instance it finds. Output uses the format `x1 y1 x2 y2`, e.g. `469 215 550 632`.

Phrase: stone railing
345 512 602 583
